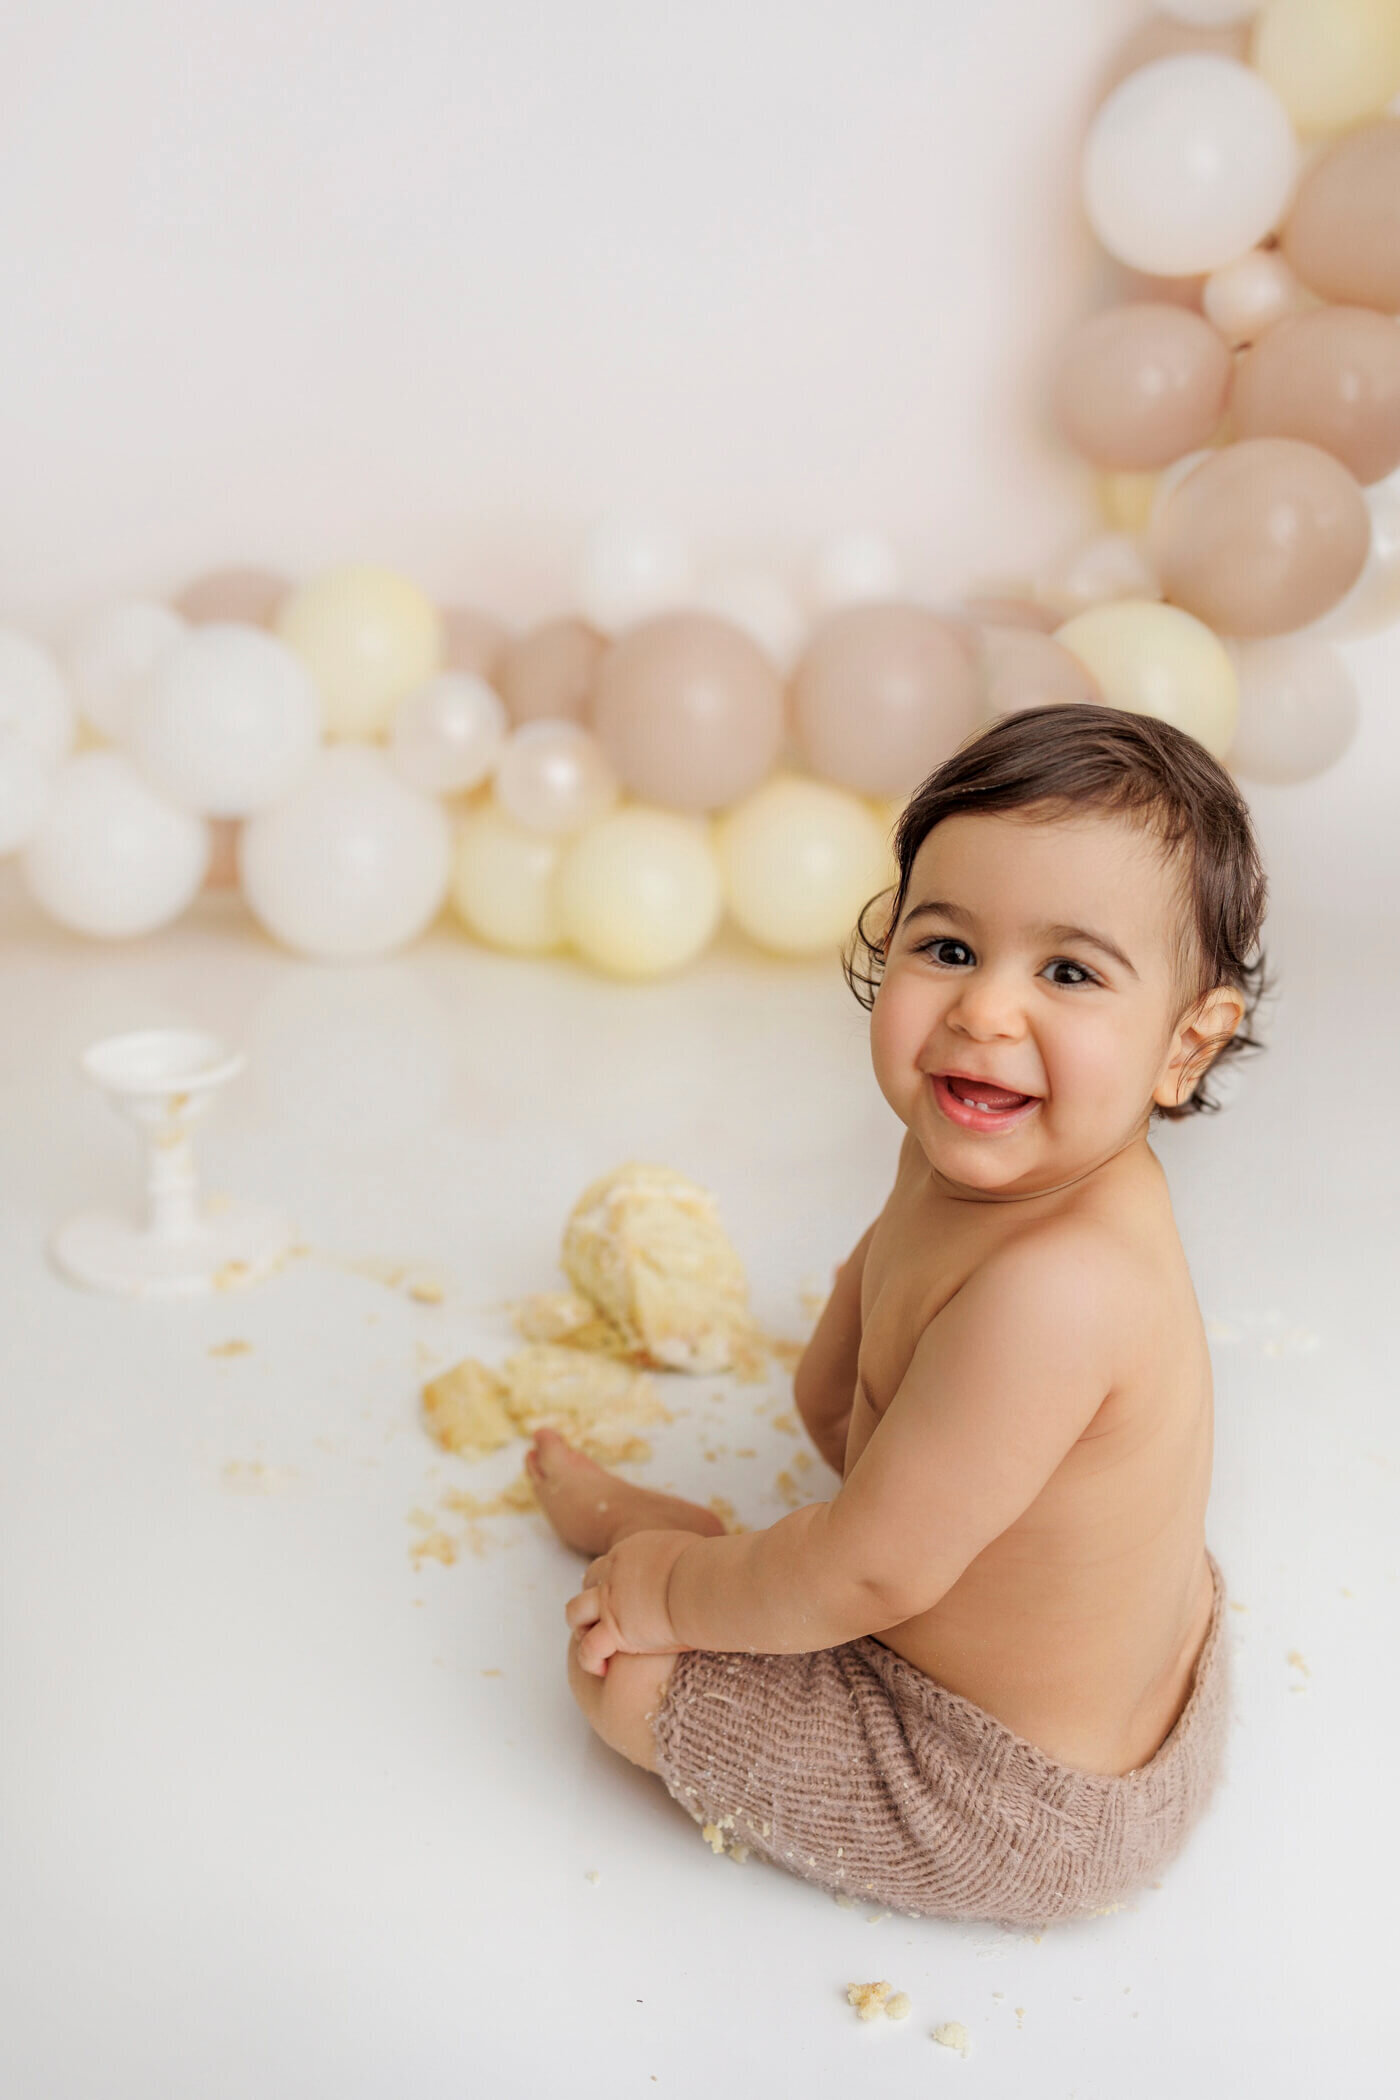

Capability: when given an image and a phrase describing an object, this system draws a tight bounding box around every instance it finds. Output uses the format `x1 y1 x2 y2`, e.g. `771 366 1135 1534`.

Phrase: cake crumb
408 1278 445 1304
1229 1600 1249 1613
771 1411 799 1436
1014 2007 1025 2029
209 1339 252 1358
1287 1648 1310 1677
480 1668 504 1677
933 2020 972 2057
409 1529 459 1568
846 1980 893 2021
885 1992 912 2021
220 1460 295 1495
584 1869 600 1884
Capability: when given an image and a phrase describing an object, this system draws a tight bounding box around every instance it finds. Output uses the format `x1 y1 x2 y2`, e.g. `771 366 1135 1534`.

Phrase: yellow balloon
449 803 565 954
556 807 722 978
1252 0 1400 133
1096 471 1158 534
275 565 444 739
1054 600 1239 759
716 777 892 957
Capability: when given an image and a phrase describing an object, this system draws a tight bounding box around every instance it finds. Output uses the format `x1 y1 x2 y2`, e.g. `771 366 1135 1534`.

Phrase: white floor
0 770 1395 2096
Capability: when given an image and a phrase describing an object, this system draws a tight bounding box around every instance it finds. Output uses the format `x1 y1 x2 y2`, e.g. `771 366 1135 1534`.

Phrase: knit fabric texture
651 1549 1231 1927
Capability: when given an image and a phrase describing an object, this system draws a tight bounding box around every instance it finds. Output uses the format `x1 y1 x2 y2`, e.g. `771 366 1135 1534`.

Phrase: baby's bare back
847 1136 1217 1776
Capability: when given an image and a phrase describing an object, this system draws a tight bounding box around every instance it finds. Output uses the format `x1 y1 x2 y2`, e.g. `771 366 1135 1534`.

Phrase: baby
525 700 1271 1926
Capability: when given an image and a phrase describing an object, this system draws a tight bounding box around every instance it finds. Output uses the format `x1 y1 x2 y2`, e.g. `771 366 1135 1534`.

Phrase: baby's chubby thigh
566 1633 678 1772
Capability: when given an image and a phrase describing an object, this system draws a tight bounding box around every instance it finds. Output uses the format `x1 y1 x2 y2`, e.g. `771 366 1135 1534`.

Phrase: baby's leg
528 1426 725 1773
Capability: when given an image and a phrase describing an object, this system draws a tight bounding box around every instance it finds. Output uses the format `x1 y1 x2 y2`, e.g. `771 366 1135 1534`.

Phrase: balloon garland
3 7 1399 973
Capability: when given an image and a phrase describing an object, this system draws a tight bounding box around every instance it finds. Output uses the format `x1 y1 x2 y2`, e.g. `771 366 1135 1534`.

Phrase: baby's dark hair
844 701 1275 1121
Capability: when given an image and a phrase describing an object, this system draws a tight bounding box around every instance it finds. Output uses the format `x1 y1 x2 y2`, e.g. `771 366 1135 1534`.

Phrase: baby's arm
665 1224 1123 1657
792 1221 876 1475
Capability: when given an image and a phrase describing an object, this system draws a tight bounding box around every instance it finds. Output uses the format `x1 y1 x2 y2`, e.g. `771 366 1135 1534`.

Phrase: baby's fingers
577 1620 617 1676
565 1585 603 1634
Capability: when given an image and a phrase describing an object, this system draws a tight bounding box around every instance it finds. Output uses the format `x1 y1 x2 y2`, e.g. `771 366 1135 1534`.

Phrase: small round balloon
441 605 510 681
592 612 785 812
1279 118 1400 313
21 751 209 936
0 630 74 766
575 516 694 634
449 803 566 954
1149 438 1371 635
127 623 323 816
1231 307 1400 486
494 720 618 835
807 530 903 613
0 731 51 855
1055 599 1239 758
389 673 507 795
1050 303 1232 470
791 603 983 797
238 746 451 960
67 602 187 743
717 777 892 957
496 618 604 726
1224 637 1360 783
274 565 444 739
690 569 808 674
1083 56 1299 277
556 807 722 978
1251 0 1400 135
1202 248 1309 349
1038 533 1160 619
174 567 288 627
979 627 1102 721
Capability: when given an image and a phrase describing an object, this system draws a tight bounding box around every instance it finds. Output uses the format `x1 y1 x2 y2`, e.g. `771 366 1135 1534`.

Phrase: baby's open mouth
941 1074 1036 1111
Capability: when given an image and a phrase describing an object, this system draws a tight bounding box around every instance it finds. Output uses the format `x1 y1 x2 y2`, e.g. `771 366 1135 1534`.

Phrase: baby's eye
919 938 973 967
1042 959 1097 988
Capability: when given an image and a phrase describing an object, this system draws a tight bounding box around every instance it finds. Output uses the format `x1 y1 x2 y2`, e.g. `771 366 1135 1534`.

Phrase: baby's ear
1159 986 1245 1105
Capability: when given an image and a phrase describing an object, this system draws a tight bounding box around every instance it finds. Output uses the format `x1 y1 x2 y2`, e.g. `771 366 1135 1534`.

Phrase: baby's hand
565 1529 694 1676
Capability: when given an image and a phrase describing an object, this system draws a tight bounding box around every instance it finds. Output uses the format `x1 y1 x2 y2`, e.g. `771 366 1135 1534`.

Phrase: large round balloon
1231 307 1400 485
494 720 618 835
127 623 323 816
791 603 983 797
556 808 722 977
274 565 444 739
592 612 785 812
979 627 1102 721
0 629 74 765
807 531 904 613
575 517 694 634
67 601 187 742
1149 438 1371 635
1050 304 1232 470
1083 56 1298 277
717 777 891 957
1224 637 1360 784
238 746 451 960
0 732 51 855
1251 0 1400 135
389 673 506 795
496 617 604 725
1055 600 1239 758
20 751 209 935
1304 473 1400 638
1279 118 1400 313
174 567 288 626
449 804 566 955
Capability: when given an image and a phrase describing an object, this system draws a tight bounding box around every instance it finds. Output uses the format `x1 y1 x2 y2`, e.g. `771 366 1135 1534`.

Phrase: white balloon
127 623 322 816
575 515 694 634
1303 475 1400 640
67 602 187 742
389 672 507 795
1038 533 1160 618
1083 56 1300 276
808 530 903 613
238 746 451 960
1160 0 1259 23
1225 638 1359 783
0 731 52 854
690 569 809 674
494 719 618 835
20 751 209 936
0 630 74 765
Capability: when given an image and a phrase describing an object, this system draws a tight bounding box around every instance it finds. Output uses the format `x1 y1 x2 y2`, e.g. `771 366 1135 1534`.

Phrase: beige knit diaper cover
651 1550 1231 1927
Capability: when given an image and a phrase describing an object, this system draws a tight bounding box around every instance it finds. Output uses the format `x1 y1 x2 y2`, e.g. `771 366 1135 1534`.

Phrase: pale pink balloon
442 605 510 681
204 815 243 890
791 603 983 798
592 612 785 811
496 616 605 726
1051 303 1233 470
1280 118 1400 315
174 567 288 627
1151 438 1371 637
962 596 1061 634
978 627 1103 722
1233 307 1400 486
1095 15 1250 101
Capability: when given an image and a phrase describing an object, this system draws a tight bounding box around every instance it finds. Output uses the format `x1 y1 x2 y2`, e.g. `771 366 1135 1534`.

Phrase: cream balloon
575 516 694 634
717 777 891 957
274 565 444 739
0 630 74 765
238 747 451 960
807 530 903 613
494 720 618 835
449 803 566 954
690 569 808 674
0 731 51 854
556 808 722 978
389 673 507 795
1083 56 1299 276
1055 600 1240 758
1279 118 1400 313
67 601 187 742
20 751 210 935
1251 0 1400 134
127 623 323 815
1202 247 1311 348
1223 637 1360 783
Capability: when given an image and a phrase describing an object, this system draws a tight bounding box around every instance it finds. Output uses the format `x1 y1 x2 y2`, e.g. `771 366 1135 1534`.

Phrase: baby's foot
526 1427 725 1558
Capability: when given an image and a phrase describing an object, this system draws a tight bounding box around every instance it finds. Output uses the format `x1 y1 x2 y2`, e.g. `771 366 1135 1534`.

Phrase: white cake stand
50 1027 292 1298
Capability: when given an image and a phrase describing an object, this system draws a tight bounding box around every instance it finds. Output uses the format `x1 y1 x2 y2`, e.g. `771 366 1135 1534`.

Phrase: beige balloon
1232 307 1400 485
791 603 982 798
1149 438 1371 636
592 612 784 811
174 568 288 627
1051 303 1233 469
1280 118 1400 313
962 595 1061 634
978 627 1102 722
496 616 605 726
442 605 510 681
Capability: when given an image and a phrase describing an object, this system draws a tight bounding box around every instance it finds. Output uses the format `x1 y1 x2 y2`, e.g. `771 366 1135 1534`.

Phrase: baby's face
870 809 1211 1198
